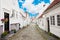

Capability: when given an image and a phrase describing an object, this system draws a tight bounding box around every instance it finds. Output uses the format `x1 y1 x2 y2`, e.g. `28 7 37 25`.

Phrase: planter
1 31 8 40
11 29 16 33
1 31 8 38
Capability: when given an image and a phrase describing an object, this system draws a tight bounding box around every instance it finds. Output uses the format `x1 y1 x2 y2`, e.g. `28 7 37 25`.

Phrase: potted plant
1 31 8 38
11 29 16 33
1 19 5 23
1 18 8 23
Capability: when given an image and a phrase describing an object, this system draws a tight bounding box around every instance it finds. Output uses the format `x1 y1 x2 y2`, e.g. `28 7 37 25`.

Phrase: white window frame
57 15 60 26
50 16 55 25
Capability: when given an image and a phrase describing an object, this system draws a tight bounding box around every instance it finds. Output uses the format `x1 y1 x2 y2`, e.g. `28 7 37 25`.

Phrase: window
50 16 52 25
53 16 55 25
50 16 55 25
10 10 15 18
57 15 60 26
10 10 18 18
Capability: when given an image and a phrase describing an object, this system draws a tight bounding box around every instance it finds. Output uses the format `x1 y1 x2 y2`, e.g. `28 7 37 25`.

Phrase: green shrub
1 31 8 38
11 29 16 33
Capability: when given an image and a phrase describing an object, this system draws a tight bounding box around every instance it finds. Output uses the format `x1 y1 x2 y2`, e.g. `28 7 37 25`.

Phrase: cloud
23 1 47 14
18 0 54 17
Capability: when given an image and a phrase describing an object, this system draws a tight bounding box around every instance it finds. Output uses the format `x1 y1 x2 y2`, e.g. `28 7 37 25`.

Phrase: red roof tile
38 0 60 19
45 0 60 12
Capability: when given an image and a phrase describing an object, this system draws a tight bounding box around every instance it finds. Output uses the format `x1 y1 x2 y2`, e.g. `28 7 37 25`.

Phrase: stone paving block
8 23 59 40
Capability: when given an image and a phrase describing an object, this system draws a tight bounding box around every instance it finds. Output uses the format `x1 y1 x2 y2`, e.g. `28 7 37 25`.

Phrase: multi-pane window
50 16 55 25
50 16 52 25
57 15 60 26
53 16 55 25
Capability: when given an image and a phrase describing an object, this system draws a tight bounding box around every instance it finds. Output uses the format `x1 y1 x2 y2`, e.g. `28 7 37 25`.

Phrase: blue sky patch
44 0 50 3
28 12 39 17
32 0 42 5
18 0 25 8
23 7 27 12
32 0 50 5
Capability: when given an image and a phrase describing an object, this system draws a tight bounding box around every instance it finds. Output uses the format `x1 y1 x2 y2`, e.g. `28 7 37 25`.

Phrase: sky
18 0 54 18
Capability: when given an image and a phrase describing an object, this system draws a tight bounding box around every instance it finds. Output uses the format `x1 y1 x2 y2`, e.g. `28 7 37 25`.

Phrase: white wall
44 2 60 37
0 0 28 32
0 1 3 34
37 2 60 37
37 17 48 32
48 7 60 38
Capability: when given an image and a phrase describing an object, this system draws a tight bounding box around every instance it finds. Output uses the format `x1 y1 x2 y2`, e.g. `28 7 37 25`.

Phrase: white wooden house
38 0 60 38
0 0 29 35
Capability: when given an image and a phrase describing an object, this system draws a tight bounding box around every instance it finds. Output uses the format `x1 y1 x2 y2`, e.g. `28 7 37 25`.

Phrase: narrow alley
8 23 59 40
0 0 60 40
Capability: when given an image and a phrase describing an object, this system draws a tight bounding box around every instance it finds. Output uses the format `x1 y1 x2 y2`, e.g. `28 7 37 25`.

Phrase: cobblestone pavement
8 23 59 40
9 23 46 40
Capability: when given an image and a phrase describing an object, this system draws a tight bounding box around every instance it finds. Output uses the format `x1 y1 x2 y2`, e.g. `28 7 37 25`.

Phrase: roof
38 14 44 18
44 0 60 12
38 0 60 19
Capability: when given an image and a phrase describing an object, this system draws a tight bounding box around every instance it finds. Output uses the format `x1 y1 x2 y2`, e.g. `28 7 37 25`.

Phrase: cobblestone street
0 0 60 40
8 23 59 40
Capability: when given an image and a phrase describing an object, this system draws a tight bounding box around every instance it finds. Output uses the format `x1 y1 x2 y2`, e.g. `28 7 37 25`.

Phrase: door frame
47 17 50 32
4 12 9 32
